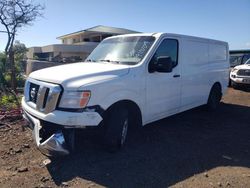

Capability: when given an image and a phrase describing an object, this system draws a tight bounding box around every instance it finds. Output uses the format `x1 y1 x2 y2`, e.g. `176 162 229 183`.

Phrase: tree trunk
9 50 17 92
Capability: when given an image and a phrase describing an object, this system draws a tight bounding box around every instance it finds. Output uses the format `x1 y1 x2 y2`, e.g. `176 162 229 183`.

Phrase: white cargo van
22 33 229 156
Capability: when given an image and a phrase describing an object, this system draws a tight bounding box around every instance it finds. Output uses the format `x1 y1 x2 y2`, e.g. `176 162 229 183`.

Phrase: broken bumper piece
22 110 69 156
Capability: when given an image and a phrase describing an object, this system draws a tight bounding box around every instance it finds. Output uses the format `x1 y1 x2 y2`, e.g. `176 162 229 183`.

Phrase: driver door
145 38 181 123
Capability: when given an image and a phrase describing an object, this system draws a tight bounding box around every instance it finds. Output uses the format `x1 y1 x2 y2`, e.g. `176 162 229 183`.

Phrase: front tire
104 106 129 152
207 84 222 111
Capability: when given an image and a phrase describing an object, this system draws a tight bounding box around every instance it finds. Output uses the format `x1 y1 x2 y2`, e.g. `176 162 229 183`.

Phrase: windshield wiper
99 59 120 64
85 59 96 62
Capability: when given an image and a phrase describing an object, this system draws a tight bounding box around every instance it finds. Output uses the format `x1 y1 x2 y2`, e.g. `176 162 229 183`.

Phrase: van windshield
86 36 155 65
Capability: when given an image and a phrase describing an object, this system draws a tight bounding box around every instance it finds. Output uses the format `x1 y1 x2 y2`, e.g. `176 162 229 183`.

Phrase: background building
26 25 139 62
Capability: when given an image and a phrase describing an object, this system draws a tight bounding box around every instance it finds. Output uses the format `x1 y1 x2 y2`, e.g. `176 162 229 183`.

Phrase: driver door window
149 39 178 72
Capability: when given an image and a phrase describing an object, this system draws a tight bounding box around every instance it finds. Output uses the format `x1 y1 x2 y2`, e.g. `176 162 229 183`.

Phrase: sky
0 0 250 51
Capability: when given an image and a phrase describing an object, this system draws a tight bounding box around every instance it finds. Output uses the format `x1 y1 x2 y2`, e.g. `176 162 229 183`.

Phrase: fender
100 89 145 124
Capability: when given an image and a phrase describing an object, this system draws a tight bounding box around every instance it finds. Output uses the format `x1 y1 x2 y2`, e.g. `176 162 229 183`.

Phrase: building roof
57 25 139 39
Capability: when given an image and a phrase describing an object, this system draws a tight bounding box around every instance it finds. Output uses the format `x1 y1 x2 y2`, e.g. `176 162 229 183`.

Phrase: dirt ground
0 87 250 188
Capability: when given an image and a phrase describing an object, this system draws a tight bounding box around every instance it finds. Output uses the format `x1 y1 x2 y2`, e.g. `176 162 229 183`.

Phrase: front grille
24 78 62 114
42 88 50 108
237 69 250 76
29 83 39 103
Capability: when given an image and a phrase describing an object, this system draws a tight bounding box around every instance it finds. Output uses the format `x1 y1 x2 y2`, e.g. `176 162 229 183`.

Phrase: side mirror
155 56 173 73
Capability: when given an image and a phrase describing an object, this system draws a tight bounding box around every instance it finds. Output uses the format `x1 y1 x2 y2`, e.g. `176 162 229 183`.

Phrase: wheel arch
212 81 222 92
207 81 223 106
103 99 142 128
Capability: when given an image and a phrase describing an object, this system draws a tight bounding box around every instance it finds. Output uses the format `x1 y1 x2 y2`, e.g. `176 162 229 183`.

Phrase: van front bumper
21 97 103 128
21 98 104 156
230 77 250 85
23 110 70 156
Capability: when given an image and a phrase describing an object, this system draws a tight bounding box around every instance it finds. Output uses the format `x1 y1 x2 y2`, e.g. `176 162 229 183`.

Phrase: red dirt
0 88 250 188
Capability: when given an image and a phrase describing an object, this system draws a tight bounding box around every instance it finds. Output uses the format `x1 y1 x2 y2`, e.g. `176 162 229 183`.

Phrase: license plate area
242 79 250 83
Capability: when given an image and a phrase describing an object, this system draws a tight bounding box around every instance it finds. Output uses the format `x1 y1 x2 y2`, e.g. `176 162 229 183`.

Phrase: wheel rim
120 118 128 146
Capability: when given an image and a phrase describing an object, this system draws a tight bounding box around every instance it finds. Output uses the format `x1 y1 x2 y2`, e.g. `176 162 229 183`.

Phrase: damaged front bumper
23 110 70 156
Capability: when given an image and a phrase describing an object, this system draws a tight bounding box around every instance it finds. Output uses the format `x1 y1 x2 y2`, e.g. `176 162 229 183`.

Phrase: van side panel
209 42 227 61
180 38 228 112
208 41 229 94
180 38 211 111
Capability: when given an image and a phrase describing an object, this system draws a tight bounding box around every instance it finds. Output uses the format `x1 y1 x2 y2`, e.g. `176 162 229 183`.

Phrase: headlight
231 68 238 73
59 91 91 109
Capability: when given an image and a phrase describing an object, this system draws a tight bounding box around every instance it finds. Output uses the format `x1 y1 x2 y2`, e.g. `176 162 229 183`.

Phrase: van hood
29 62 130 89
234 64 250 70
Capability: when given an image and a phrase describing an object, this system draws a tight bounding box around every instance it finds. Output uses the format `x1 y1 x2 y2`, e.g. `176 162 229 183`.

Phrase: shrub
0 94 21 110
16 74 25 88
3 73 25 88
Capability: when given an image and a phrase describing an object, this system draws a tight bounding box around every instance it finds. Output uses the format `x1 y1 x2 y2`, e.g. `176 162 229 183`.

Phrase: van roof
107 32 227 45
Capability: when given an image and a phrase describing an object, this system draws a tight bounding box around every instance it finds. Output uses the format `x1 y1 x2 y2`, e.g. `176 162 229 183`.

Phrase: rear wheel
207 84 222 111
104 106 129 152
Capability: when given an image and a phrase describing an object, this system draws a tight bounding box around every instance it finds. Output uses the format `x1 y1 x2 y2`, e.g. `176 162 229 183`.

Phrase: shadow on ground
232 85 250 92
47 102 250 187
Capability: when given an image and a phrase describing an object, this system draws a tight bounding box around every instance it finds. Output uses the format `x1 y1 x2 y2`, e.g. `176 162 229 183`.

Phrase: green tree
13 40 27 73
0 53 7 90
0 53 6 72
0 0 44 91
0 41 27 92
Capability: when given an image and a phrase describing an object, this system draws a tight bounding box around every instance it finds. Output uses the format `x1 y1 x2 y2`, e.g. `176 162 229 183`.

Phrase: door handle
173 74 180 78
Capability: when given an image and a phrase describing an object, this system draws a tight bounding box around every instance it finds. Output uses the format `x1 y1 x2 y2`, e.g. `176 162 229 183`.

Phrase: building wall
61 33 113 44
60 52 89 60
27 42 98 62
26 47 42 59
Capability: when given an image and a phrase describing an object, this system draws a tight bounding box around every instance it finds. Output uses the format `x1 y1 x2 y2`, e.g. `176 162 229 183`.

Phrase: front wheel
104 106 129 152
